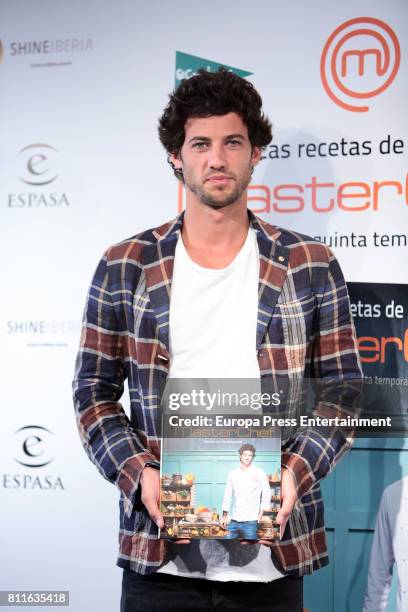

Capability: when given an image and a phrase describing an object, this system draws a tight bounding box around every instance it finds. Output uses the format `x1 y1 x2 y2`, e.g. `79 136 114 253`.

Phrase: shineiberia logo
0 36 93 69
175 51 252 87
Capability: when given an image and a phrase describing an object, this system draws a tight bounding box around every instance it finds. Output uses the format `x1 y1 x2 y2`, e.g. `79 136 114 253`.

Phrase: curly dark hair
239 444 256 457
158 67 272 180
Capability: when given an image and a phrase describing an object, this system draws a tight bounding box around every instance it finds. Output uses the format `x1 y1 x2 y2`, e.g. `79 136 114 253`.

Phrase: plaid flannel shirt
72 210 362 576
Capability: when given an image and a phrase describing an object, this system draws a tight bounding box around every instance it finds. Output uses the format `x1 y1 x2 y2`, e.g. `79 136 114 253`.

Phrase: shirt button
278 256 285 262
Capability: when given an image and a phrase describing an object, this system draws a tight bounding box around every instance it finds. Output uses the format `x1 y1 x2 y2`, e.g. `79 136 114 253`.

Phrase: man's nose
208 145 227 169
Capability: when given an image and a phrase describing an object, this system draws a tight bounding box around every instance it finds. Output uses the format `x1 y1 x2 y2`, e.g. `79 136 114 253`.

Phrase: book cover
159 416 281 541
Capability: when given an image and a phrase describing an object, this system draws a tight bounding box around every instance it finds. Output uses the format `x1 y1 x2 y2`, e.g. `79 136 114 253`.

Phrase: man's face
240 450 254 467
170 112 261 209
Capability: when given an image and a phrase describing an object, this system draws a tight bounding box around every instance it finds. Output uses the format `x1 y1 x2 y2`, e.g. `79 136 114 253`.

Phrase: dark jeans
226 520 258 539
120 568 303 612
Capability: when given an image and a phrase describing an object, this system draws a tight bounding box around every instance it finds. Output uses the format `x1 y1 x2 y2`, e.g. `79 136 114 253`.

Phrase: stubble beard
185 165 252 210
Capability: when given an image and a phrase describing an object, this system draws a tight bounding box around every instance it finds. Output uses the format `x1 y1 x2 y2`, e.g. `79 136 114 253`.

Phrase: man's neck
240 463 252 471
181 193 250 269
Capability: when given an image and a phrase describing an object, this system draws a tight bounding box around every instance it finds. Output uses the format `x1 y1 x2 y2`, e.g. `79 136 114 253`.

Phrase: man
363 476 408 612
221 444 271 540
73 68 362 611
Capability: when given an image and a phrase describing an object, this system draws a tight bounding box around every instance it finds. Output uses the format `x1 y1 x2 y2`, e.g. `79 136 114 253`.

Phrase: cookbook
159 413 281 541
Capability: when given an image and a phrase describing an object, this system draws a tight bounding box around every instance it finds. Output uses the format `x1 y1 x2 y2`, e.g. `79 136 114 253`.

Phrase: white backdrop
1 1 407 610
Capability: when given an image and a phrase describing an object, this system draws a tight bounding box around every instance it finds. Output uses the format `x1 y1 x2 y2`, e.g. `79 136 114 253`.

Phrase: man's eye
227 139 242 147
192 142 208 150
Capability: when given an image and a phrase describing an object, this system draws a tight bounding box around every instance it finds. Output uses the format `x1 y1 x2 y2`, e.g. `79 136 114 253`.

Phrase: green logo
175 51 252 87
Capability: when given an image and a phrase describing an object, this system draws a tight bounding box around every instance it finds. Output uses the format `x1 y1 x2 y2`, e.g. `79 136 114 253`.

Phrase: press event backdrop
1 1 407 611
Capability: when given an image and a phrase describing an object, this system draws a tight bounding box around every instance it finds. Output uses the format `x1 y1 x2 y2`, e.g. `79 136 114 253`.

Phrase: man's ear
250 146 262 167
169 152 182 171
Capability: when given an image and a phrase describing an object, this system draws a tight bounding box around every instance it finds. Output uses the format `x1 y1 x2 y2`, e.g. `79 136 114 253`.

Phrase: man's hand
275 467 297 539
140 466 164 529
257 467 298 547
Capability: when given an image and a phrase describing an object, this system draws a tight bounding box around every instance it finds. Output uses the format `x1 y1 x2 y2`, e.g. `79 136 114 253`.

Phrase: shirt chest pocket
264 295 317 372
278 294 316 321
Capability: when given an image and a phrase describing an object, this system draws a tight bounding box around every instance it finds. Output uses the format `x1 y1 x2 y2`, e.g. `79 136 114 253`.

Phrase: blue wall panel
304 439 407 612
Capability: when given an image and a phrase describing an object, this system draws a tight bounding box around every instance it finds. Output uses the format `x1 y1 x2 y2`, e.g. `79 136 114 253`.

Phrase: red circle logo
321 17 400 112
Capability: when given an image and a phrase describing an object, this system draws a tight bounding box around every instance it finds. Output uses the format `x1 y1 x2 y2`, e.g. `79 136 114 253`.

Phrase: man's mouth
205 175 233 183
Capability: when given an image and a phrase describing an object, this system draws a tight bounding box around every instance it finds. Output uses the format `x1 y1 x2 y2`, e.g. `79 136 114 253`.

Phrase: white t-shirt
167 225 259 379
158 226 284 582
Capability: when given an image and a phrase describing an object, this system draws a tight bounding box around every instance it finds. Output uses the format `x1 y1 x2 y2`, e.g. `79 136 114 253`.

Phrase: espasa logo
14 425 54 468
175 51 252 87
19 143 58 186
3 425 65 491
8 143 70 208
321 17 400 112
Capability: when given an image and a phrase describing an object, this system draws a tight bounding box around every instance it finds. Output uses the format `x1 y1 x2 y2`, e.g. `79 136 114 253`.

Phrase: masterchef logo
177 174 408 214
358 330 408 364
321 17 400 112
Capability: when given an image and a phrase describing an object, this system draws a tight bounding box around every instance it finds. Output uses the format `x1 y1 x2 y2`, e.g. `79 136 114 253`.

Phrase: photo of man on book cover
220 443 271 539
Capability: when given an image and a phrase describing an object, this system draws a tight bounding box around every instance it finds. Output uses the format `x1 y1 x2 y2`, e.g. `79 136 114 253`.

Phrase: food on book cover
159 424 281 541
